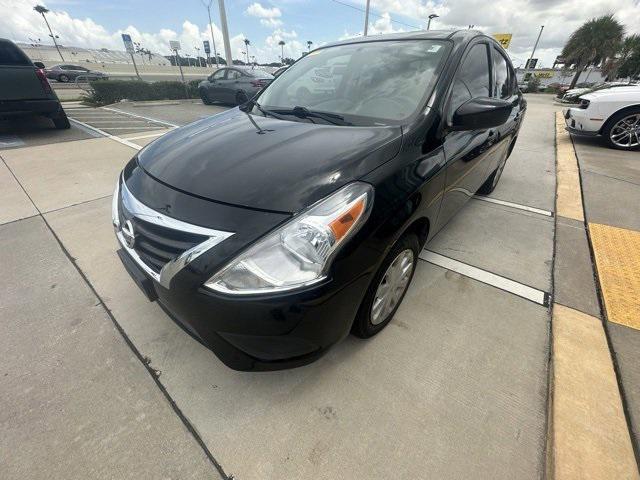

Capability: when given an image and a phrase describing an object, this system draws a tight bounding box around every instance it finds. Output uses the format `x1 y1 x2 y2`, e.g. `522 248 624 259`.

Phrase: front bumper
116 243 369 371
563 107 602 136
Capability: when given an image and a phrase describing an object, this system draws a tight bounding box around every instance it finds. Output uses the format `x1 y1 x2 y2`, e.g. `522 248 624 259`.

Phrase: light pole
195 46 202 67
527 25 544 70
427 14 439 30
307 40 313 52
363 0 371 36
34 5 64 61
279 40 285 66
218 0 233 65
201 0 219 68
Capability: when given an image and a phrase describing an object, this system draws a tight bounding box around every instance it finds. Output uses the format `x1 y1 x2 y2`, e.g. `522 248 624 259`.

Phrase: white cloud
260 18 283 28
361 0 640 68
246 3 282 19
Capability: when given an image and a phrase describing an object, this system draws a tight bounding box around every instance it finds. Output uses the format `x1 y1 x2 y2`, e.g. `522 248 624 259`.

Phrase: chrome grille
112 176 234 288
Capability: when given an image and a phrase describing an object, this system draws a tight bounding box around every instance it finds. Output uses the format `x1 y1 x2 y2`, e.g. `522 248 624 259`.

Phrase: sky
2 0 640 67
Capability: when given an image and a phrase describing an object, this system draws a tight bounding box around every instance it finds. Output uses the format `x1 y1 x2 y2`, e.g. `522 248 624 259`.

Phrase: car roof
321 30 487 49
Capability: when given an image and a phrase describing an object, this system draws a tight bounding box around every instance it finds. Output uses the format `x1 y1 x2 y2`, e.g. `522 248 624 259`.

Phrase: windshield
256 39 450 126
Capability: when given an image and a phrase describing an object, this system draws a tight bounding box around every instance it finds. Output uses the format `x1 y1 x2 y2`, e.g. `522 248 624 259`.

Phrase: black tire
478 148 510 195
51 109 70 129
235 90 249 105
58 74 69 83
351 233 420 338
200 89 213 105
602 108 640 151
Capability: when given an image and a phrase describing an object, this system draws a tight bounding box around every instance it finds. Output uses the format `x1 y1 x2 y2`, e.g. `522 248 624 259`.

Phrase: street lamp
201 0 220 68
427 14 439 30
195 46 202 67
34 5 64 61
279 40 285 66
307 40 313 52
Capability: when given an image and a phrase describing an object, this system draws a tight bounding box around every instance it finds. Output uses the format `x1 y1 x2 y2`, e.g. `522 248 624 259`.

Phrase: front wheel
603 109 640 151
200 89 213 105
235 90 249 105
352 233 419 338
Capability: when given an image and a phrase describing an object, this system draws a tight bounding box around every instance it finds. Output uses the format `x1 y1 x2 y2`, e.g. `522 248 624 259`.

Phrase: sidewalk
549 114 640 479
572 134 640 456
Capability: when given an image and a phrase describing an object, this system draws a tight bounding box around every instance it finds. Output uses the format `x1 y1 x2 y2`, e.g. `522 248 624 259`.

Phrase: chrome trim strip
114 176 234 289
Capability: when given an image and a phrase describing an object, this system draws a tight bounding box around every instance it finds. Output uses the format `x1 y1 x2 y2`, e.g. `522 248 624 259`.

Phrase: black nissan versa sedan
112 30 525 371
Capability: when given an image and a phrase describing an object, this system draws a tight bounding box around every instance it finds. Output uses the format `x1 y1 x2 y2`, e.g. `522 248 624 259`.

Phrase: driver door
436 42 498 230
207 68 227 101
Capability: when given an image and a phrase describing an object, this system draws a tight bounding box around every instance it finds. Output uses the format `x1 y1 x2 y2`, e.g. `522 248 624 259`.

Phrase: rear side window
493 48 511 98
449 43 491 113
227 70 241 80
0 41 31 66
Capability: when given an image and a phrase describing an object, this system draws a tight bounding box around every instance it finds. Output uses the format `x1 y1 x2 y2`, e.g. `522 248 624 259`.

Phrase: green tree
616 35 640 79
561 15 625 88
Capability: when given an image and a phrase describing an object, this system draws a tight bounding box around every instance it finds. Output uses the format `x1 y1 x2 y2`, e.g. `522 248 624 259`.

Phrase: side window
227 70 241 80
449 43 491 114
211 69 226 80
493 49 511 98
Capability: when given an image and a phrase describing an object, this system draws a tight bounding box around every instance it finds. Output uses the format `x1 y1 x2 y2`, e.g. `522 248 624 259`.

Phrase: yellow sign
492 33 512 49
534 71 554 78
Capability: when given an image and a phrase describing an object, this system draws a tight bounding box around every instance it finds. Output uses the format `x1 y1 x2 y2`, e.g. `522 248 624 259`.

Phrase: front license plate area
117 249 158 302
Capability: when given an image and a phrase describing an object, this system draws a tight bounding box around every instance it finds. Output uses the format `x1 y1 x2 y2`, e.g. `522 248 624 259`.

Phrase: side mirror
451 97 512 131
33 61 45 69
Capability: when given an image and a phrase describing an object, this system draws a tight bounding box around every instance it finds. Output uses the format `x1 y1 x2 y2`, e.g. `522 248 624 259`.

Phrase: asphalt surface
0 95 567 479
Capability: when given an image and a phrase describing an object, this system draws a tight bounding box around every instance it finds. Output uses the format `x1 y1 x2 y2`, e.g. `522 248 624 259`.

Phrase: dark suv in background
0 38 69 129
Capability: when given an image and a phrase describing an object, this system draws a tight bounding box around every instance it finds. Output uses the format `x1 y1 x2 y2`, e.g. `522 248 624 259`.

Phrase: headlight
205 182 373 295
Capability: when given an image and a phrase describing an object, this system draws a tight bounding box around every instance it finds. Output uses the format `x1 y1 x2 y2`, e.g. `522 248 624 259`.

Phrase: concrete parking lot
1 96 637 479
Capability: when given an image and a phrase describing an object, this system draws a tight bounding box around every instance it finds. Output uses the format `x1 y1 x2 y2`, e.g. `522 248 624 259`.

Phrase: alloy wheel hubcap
370 249 415 325
610 114 640 148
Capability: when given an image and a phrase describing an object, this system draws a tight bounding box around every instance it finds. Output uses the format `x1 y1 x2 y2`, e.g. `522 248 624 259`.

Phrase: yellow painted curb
555 112 584 222
589 223 640 330
551 304 639 480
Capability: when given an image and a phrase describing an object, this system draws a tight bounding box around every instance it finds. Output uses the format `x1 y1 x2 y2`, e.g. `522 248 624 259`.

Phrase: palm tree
243 38 251 65
307 40 313 52
603 34 640 79
34 4 64 61
278 40 285 65
561 15 624 89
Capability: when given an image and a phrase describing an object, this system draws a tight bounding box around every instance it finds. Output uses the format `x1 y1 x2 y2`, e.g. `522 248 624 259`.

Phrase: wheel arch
599 103 640 134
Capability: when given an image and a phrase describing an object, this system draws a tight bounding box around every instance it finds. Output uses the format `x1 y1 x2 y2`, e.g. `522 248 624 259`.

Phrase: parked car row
564 85 640 150
558 81 637 103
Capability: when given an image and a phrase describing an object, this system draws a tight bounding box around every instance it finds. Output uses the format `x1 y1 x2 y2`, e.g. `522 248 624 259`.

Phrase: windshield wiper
240 99 287 120
272 106 352 126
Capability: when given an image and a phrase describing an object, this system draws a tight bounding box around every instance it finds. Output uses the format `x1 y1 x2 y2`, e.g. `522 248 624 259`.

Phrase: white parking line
473 195 553 217
77 120 155 124
68 118 141 151
97 126 161 130
419 250 550 306
101 107 180 128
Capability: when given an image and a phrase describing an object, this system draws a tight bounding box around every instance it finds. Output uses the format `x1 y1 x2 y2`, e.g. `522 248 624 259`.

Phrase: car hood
137 108 403 213
564 88 589 97
581 86 640 101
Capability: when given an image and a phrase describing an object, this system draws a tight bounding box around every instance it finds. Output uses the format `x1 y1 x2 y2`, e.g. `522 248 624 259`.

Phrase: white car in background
563 85 640 150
